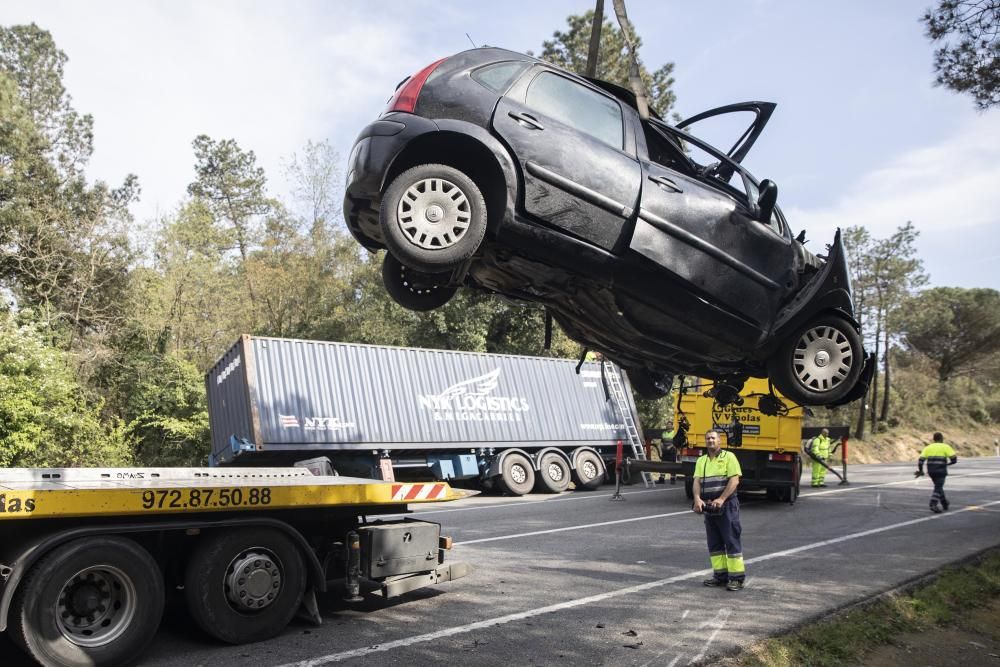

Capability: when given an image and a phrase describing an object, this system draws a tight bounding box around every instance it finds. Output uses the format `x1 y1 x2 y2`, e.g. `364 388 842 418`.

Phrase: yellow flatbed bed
0 467 475 521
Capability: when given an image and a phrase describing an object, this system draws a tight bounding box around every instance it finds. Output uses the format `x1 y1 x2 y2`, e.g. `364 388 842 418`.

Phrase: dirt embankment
841 425 1000 465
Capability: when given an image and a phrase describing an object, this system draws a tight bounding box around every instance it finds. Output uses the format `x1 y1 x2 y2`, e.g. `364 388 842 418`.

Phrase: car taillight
769 453 794 462
387 58 446 113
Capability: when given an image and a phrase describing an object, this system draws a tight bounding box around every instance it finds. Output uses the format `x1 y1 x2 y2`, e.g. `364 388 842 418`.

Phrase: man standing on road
693 430 745 591
916 432 958 513
808 428 833 487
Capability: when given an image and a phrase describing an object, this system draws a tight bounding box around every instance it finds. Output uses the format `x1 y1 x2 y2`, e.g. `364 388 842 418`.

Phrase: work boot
942 499 950 511
726 579 745 592
930 501 943 514
703 578 726 587
656 478 666 484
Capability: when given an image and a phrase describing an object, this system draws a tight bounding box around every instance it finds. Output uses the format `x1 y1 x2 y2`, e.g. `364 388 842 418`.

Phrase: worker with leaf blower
806 428 833 487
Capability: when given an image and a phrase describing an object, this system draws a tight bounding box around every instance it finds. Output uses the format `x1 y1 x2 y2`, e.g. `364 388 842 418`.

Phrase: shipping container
206 336 641 494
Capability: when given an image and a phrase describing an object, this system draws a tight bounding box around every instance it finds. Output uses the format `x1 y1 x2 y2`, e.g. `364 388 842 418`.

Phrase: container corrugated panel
206 336 631 463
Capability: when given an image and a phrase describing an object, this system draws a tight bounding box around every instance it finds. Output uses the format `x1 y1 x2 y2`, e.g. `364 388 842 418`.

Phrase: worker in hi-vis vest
915 432 958 513
807 428 833 487
693 430 746 591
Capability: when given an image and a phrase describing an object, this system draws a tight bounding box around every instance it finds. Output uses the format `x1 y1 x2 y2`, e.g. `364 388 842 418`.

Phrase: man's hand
709 498 724 510
693 498 705 513
914 470 924 478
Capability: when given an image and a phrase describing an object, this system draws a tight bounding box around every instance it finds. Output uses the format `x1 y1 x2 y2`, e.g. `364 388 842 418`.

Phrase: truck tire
499 453 535 496
10 536 164 667
571 451 605 491
184 527 306 645
535 453 571 494
380 163 488 273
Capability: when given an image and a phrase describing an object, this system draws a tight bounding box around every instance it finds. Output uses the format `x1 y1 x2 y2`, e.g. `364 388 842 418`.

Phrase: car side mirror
757 179 778 223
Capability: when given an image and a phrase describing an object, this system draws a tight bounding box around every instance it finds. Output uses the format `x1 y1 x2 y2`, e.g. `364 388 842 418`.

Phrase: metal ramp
602 361 652 488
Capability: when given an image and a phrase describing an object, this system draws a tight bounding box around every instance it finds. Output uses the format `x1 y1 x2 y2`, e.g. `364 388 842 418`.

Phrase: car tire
381 253 458 311
184 527 306 645
571 450 605 491
625 367 673 399
11 536 164 667
380 164 487 272
499 453 535 496
768 315 864 406
534 453 571 494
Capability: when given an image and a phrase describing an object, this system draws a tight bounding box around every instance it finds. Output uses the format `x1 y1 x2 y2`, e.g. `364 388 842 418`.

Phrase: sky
2 0 998 290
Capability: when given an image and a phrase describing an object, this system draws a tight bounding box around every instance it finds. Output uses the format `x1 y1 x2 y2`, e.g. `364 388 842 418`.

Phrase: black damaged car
343 47 874 408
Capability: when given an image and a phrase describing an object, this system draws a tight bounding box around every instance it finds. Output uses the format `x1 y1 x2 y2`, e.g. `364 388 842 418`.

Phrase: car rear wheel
380 164 487 272
768 315 863 406
381 253 458 311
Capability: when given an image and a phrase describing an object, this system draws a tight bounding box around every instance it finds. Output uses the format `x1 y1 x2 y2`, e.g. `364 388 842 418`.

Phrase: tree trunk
855 394 867 440
870 321 881 434
880 333 891 422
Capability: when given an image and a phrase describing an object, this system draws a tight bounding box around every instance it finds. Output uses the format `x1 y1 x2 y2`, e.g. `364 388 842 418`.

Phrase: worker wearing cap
915 432 957 513
808 428 833 488
693 430 745 591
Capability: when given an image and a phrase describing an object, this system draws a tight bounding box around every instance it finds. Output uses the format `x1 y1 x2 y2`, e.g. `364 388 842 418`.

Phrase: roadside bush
0 314 133 467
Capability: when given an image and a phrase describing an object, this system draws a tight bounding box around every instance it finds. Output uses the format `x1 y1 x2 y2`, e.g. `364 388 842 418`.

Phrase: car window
643 124 694 175
472 61 528 93
525 72 624 149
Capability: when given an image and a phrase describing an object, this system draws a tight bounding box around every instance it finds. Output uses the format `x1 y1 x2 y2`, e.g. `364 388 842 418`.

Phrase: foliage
0 312 132 467
536 10 677 117
901 286 1000 382
922 0 1000 109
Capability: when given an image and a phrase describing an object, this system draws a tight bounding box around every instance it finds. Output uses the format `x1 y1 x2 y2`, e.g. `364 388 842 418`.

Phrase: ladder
602 361 653 487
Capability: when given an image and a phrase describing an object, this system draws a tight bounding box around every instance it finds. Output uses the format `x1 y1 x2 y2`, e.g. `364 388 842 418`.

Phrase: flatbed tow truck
0 463 474 667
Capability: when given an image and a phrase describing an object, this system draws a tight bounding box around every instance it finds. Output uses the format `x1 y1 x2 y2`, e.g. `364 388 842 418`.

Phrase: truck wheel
571 451 605 491
768 315 863 406
381 252 458 312
10 536 164 667
380 163 488 273
535 453 571 494
185 527 306 645
499 453 535 496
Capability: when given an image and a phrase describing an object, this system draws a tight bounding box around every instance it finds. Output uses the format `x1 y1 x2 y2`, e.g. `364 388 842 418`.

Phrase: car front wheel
380 163 487 272
768 315 863 406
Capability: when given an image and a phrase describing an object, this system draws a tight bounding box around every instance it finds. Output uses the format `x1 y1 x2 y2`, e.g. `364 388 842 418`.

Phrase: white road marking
456 509 693 545
690 609 731 664
666 656 682 667
681 609 690 620
799 469 1000 499
274 499 1000 666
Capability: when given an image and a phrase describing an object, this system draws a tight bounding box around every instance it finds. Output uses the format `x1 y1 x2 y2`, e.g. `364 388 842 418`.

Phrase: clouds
786 113 1000 288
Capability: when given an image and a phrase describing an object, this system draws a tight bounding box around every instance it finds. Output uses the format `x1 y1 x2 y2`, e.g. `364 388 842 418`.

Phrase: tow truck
0 460 473 667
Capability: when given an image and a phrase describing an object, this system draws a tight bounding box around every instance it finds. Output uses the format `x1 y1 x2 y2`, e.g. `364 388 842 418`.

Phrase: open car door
676 102 776 180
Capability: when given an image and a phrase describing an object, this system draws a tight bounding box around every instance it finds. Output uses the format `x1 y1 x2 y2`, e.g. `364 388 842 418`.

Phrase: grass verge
725 548 1000 667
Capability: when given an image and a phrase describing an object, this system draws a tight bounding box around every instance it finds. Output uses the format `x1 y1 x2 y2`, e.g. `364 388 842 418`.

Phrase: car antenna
466 33 478 48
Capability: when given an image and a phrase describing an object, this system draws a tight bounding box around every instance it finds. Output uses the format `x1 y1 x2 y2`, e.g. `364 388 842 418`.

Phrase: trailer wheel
184 527 306 645
10 536 164 667
535 453 571 494
499 453 535 496
571 451 605 491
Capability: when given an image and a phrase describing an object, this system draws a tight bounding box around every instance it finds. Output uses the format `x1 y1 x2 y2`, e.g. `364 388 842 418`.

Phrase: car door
631 122 795 328
492 68 641 252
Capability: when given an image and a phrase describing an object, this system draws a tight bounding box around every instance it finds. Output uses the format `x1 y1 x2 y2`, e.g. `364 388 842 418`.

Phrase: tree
0 23 94 175
922 1 1000 109
187 135 272 320
902 287 1000 383
286 139 342 233
537 10 677 117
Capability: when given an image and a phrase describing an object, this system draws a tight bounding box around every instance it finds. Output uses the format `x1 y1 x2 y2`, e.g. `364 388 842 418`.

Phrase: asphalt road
4 459 1000 666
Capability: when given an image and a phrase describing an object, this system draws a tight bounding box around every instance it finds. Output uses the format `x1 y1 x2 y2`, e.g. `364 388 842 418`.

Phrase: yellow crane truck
673 378 804 504
0 462 473 667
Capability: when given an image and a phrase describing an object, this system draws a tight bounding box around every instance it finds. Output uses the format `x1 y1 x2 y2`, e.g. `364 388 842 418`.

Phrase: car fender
426 118 520 228
771 229 859 344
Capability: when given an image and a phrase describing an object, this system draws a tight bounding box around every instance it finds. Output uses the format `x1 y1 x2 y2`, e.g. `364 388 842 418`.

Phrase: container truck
207 336 643 495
